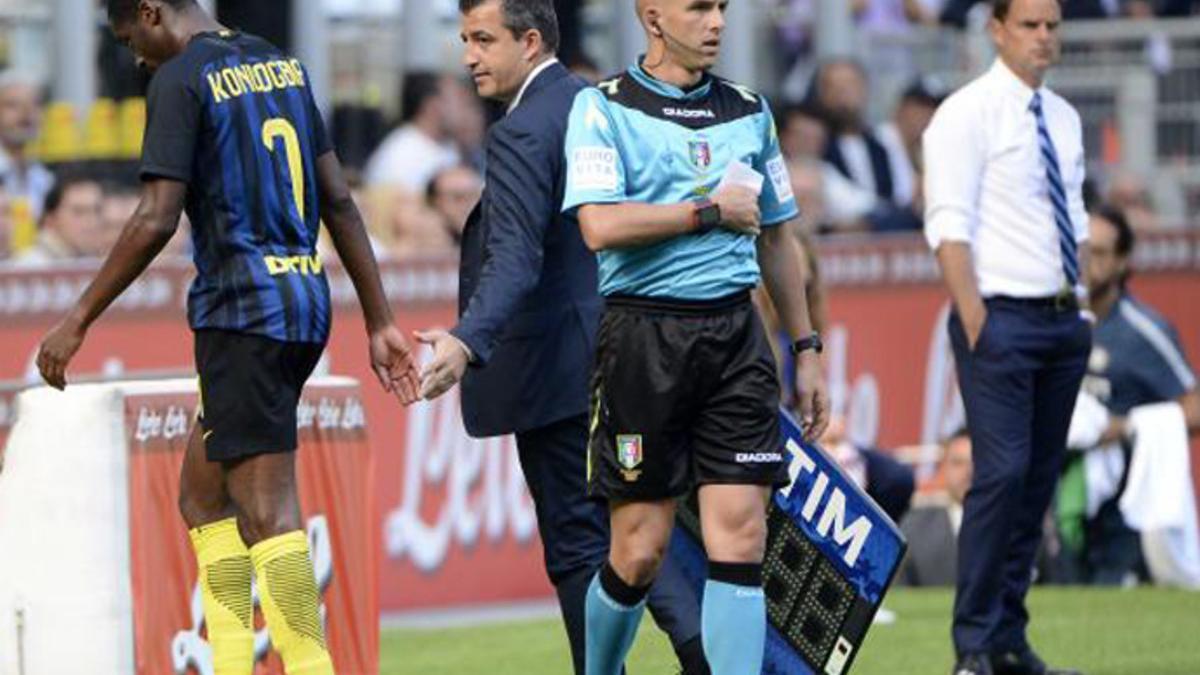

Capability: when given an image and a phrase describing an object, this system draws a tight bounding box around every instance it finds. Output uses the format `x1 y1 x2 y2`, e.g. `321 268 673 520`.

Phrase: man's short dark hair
106 0 196 24
41 174 100 220
400 72 448 124
992 0 1060 21
458 0 560 54
1094 204 1135 257
1092 203 1136 288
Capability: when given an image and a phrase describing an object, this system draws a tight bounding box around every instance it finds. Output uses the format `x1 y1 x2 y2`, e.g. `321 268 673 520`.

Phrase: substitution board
671 409 908 674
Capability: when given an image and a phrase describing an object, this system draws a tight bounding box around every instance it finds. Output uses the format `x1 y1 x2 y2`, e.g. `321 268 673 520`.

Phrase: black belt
986 293 1078 313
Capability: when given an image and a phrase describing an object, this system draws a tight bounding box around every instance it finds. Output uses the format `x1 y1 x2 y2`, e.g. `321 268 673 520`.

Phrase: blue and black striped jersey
141 30 331 343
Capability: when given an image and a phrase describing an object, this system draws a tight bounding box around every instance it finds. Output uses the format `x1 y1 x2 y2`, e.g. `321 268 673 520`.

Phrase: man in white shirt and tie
923 1 1090 674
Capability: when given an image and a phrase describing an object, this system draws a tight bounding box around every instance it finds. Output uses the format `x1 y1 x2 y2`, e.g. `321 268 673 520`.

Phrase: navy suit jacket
451 62 601 438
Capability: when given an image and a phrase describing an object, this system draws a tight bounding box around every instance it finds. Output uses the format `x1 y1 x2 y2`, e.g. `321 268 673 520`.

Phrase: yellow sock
250 530 334 675
188 518 255 675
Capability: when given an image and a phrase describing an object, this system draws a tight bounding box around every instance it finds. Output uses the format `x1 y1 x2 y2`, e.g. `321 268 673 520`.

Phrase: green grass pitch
380 587 1200 674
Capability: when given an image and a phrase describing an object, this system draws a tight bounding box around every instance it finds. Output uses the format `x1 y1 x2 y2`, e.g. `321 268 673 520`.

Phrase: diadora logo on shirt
736 452 783 464
663 107 716 120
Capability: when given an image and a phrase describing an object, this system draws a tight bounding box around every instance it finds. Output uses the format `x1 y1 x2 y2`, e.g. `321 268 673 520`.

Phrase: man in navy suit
416 2 707 673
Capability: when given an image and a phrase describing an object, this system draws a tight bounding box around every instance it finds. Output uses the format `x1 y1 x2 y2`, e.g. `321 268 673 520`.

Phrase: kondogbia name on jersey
205 58 310 104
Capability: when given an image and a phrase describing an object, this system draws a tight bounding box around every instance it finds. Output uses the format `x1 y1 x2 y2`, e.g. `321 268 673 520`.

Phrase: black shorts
587 291 787 501
195 329 325 462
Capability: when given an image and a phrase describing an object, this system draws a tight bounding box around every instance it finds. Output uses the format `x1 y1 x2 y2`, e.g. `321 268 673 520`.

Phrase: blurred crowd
777 0 1200 56
0 52 1183 268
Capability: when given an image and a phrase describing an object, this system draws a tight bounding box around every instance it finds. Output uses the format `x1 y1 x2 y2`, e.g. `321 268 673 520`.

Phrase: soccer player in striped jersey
35 2 420 673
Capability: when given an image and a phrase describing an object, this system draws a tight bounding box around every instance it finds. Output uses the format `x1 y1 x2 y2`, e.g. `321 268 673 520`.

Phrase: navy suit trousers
948 298 1090 656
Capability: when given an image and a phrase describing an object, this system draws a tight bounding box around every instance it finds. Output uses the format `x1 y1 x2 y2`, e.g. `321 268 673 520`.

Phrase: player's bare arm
315 151 420 405
36 178 186 390
756 223 828 441
577 183 760 251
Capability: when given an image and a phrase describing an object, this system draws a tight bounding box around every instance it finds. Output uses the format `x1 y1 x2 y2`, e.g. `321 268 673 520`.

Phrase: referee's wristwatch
692 198 721 234
790 332 823 356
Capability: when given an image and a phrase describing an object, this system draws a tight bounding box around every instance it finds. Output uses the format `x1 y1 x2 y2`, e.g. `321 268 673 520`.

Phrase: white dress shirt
923 59 1088 298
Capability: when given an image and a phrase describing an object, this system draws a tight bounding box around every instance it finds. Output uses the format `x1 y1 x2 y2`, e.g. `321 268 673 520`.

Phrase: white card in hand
716 160 765 196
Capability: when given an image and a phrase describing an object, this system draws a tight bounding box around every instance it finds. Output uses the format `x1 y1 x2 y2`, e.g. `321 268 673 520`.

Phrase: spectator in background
821 416 917 525
0 70 54 254
1105 170 1160 231
364 72 465 191
1059 206 1200 585
565 54 602 84
427 165 483 246
14 175 104 266
98 181 139 254
898 428 973 586
0 184 10 261
813 60 902 205
381 189 456 259
451 90 488 175
907 0 953 25
878 77 946 209
852 0 916 33
779 103 878 233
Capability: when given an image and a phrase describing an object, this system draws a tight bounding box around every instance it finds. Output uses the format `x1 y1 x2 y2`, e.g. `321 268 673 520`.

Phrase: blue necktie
1030 92 1080 288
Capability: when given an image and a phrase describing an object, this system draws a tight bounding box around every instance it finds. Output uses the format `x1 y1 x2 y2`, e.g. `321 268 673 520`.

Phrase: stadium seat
118 97 146 160
83 98 121 161
37 101 82 164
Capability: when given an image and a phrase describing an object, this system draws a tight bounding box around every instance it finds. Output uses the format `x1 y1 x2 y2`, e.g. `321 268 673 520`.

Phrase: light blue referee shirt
562 59 798 301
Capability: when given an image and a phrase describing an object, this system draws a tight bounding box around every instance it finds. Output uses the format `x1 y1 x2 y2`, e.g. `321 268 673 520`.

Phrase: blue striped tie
1030 92 1080 288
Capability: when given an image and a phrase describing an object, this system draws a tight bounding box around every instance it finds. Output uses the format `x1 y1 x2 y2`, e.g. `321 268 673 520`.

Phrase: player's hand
414 329 471 401
712 184 761 236
795 350 829 442
370 325 421 406
36 317 87 391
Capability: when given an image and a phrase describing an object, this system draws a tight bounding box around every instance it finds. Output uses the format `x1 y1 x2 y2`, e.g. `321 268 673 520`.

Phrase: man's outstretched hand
414 329 471 401
36 317 86 390
370 325 421 405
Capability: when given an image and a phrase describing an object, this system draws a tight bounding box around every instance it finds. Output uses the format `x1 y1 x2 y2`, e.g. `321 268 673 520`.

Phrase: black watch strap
694 198 721 233
790 332 823 355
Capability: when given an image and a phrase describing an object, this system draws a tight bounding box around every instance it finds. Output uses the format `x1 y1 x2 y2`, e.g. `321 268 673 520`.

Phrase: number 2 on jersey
262 118 305 220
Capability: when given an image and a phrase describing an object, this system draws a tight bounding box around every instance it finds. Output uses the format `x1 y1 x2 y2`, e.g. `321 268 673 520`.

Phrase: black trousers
517 414 703 674
948 298 1090 656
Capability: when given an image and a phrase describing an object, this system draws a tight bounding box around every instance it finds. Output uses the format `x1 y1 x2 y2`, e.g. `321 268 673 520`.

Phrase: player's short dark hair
458 0 560 54
42 174 100 219
106 0 196 25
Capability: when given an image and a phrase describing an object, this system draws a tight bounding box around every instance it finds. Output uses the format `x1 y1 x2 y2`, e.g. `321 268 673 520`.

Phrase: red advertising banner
124 380 378 674
2 233 1197 613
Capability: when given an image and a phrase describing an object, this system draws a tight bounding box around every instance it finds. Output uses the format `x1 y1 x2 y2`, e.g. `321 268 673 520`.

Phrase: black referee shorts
587 290 788 502
194 329 325 462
